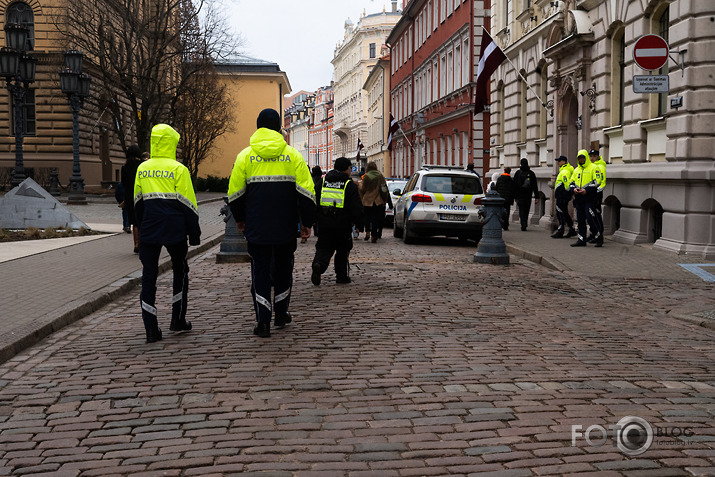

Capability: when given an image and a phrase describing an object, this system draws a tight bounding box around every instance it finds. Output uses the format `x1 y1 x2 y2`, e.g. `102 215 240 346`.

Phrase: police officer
134 124 201 343
311 157 364 286
227 108 316 338
588 149 606 244
551 155 576 239
569 149 601 247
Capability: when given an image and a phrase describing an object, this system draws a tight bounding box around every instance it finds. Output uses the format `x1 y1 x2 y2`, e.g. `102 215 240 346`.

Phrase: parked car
383 179 407 227
393 166 485 244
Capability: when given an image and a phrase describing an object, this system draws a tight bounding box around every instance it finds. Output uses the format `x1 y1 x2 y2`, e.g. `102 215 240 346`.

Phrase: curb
0 200 226 364
504 243 568 272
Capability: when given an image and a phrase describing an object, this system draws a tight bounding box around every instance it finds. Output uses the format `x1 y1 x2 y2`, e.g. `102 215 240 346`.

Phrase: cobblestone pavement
0 235 714 476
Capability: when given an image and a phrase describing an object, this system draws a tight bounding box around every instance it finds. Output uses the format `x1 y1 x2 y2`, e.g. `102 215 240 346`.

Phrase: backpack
520 172 531 190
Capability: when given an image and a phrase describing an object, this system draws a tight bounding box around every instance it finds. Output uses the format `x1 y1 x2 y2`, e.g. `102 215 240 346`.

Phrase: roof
215 54 282 73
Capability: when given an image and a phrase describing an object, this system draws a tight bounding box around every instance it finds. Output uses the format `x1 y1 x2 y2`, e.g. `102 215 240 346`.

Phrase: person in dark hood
512 158 539 231
311 157 364 286
121 144 144 252
495 167 515 231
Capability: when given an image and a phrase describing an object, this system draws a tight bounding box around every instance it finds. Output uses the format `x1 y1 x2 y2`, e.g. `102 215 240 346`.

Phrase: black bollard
216 197 250 263
474 189 510 264
49 168 61 196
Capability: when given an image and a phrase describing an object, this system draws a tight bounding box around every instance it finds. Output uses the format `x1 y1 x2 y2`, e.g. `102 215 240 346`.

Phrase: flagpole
482 28 548 111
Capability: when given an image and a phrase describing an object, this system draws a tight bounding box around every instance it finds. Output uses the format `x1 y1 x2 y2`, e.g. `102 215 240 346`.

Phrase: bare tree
57 0 238 153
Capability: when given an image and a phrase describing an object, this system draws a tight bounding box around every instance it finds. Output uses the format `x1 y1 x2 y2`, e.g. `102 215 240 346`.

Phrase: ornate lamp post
59 49 91 204
0 22 36 188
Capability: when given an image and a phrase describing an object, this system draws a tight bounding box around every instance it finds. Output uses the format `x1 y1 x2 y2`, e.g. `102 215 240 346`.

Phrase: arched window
6 2 34 50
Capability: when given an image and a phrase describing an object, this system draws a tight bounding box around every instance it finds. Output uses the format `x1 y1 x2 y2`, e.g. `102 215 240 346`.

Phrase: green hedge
195 175 229 192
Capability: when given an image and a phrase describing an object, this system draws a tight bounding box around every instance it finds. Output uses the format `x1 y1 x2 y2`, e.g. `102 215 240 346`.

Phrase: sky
227 0 397 94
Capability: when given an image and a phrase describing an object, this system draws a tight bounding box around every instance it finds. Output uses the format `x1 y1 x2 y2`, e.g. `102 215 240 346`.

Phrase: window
440 54 446 96
11 88 35 136
369 43 376 58
423 175 482 194
520 71 527 142
462 38 470 86
455 43 461 88
6 1 34 49
657 6 669 117
611 28 626 126
447 50 454 93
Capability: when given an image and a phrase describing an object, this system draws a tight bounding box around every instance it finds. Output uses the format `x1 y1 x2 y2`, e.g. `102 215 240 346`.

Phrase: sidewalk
0 208 713 364
0 193 227 363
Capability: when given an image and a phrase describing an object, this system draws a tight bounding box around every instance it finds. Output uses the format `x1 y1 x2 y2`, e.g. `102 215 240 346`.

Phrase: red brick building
308 85 334 172
386 0 490 181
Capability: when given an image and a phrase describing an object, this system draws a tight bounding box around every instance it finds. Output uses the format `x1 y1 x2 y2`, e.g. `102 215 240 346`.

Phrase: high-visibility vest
319 178 350 208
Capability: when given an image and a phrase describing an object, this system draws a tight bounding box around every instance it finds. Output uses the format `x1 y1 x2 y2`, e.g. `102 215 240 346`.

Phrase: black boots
571 240 587 247
311 263 321 286
565 229 577 238
146 327 163 343
253 322 270 338
274 312 292 328
170 319 192 332
551 228 564 238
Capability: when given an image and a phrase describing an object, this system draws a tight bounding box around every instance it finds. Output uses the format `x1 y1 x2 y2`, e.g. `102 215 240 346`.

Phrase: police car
393 165 485 244
383 178 407 227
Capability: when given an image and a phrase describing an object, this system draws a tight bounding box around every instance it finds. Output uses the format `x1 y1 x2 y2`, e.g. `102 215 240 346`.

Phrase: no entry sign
633 34 669 71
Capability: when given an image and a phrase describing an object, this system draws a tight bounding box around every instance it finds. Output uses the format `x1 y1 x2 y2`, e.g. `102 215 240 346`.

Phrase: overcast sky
227 0 397 94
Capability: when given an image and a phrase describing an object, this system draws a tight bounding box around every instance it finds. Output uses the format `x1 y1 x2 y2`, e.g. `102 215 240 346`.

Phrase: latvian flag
356 138 364 159
386 113 400 151
474 28 507 115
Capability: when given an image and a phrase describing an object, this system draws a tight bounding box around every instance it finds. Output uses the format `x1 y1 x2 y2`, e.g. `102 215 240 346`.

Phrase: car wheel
474 227 483 244
393 215 403 238
403 217 415 244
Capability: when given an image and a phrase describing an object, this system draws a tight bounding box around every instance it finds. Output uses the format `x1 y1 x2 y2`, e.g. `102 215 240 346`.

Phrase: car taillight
473 197 482 205
411 194 432 203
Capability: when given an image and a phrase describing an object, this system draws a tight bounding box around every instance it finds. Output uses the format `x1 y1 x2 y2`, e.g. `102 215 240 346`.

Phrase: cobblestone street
1 235 713 476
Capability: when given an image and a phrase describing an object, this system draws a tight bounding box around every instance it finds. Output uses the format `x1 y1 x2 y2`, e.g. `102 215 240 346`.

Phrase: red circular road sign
633 34 669 70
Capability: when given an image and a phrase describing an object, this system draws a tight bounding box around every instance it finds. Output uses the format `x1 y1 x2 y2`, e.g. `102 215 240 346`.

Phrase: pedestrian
486 172 499 193
569 149 601 247
495 167 515 231
227 108 316 338
134 124 201 343
512 158 539 231
551 155 576 238
359 161 391 243
306 166 323 241
114 180 131 233
466 162 481 179
121 144 143 252
588 149 606 243
311 156 364 286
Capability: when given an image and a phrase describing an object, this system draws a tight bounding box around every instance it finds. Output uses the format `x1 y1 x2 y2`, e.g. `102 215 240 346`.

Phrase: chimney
392 0 397 12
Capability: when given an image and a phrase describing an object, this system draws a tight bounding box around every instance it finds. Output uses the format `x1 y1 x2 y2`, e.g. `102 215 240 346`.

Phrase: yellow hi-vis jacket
319 177 350 208
227 127 316 244
134 124 201 246
569 149 599 201
555 162 574 195
592 155 607 192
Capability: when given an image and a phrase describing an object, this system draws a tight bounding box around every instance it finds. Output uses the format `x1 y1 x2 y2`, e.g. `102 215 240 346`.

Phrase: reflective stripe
434 193 445 201
227 188 245 203
461 195 473 203
275 288 290 303
255 293 272 311
246 175 297 184
139 191 199 215
297 185 316 203
172 293 182 304
141 301 157 316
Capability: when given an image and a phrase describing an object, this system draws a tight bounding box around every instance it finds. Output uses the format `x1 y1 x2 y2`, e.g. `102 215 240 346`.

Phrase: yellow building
198 56 291 179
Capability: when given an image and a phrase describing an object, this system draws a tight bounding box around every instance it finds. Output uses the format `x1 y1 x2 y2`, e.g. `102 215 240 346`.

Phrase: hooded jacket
227 128 316 244
555 161 574 196
569 149 599 200
316 168 364 233
591 154 607 192
133 124 201 246
513 161 539 200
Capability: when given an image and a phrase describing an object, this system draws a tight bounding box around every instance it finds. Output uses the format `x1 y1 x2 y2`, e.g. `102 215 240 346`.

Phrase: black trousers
364 204 386 238
555 192 574 231
590 191 604 238
247 240 296 324
502 204 511 230
573 196 599 242
517 197 532 228
139 241 189 333
313 230 353 280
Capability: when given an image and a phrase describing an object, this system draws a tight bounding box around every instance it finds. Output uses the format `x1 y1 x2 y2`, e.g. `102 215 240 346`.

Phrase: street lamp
0 22 36 188
59 49 92 204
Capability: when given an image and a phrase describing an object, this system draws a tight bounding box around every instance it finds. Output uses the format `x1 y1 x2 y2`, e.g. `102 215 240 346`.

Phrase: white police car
383 179 408 227
393 165 485 244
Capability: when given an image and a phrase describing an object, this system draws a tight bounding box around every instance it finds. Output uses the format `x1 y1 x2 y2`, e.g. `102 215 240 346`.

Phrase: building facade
284 91 313 162
308 85 334 172
363 56 391 174
332 3 401 170
489 0 714 258
387 0 490 182
199 56 291 178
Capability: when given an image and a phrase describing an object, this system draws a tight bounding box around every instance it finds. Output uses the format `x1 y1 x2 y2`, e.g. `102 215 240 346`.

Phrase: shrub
195 175 229 193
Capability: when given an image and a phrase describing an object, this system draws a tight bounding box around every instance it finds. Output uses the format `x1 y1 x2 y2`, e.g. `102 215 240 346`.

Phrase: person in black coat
512 158 539 231
121 145 143 252
311 157 364 285
495 167 515 231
